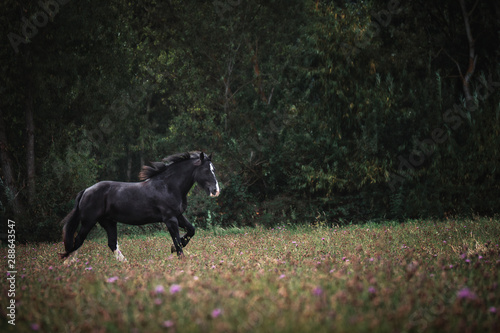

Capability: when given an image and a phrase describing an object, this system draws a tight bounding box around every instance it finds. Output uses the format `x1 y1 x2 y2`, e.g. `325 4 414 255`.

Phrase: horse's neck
160 161 195 195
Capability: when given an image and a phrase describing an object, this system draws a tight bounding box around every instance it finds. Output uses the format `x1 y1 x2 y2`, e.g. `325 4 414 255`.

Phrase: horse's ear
194 152 204 166
208 154 212 160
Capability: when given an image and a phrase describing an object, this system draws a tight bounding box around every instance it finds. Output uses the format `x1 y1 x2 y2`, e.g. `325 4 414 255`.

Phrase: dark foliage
1 0 499 242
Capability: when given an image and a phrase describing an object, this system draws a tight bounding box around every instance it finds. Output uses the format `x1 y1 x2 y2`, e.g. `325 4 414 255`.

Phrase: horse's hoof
114 249 127 262
63 256 77 265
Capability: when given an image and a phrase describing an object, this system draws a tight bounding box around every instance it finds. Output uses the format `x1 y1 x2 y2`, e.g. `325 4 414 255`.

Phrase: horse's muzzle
210 190 220 197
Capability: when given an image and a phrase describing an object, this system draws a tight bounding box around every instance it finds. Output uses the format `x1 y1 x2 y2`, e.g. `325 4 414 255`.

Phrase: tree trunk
0 109 25 214
458 0 477 102
25 92 36 204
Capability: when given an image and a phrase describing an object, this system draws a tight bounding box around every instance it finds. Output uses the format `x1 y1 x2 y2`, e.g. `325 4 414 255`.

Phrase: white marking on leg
114 243 127 262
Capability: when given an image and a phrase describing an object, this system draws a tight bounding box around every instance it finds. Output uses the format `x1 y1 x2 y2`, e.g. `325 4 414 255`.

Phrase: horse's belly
107 202 161 225
88 180 178 224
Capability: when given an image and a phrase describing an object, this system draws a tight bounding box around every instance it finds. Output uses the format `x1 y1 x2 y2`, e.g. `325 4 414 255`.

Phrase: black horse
59 151 220 262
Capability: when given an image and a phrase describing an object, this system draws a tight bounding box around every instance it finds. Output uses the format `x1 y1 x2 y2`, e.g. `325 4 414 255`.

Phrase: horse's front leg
165 216 184 258
171 214 195 253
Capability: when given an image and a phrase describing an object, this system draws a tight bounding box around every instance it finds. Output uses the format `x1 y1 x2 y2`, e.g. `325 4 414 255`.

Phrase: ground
1 218 499 332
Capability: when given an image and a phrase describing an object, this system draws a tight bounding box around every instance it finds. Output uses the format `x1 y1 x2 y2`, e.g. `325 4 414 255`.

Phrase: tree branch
444 49 464 80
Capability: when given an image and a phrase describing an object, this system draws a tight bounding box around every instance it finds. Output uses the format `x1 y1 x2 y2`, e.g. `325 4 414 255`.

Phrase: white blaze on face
209 162 220 197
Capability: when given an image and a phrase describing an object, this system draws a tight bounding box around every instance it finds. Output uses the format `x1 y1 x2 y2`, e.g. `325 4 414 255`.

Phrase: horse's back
79 181 139 219
81 180 162 224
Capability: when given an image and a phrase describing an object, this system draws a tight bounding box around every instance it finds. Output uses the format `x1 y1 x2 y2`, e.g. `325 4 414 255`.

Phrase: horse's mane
138 151 201 180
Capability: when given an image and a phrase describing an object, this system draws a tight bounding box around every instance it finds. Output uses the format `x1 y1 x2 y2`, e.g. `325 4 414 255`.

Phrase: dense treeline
1 0 499 241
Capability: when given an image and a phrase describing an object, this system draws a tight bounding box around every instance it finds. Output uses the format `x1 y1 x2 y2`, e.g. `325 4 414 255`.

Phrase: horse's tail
59 190 85 259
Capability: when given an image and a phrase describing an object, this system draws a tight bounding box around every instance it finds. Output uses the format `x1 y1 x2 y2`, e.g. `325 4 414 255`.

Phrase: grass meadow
1 218 499 332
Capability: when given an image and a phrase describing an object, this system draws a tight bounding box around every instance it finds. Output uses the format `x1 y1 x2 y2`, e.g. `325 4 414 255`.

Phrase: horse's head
194 152 220 197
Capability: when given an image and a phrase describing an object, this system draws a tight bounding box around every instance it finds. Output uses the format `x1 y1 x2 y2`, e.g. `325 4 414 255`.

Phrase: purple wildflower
106 276 119 283
457 287 477 300
169 284 182 294
154 285 165 294
162 320 174 328
211 308 222 318
313 287 323 296
488 307 496 313
368 286 376 294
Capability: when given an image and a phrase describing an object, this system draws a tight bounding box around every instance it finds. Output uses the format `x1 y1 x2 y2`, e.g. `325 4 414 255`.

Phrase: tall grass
1 218 499 332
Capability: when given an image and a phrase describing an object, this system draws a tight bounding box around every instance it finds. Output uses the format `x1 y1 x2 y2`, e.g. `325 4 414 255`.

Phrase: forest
1 0 499 242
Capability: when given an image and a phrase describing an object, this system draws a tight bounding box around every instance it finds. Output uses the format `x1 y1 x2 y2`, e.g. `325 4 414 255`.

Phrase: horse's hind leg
99 219 127 262
98 219 118 252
